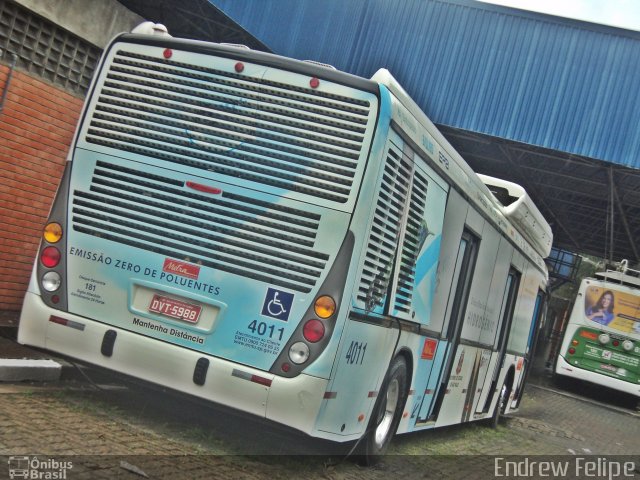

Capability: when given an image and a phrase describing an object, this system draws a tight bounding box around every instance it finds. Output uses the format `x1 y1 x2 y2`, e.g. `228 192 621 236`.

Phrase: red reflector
185 181 222 195
250 375 272 387
51 295 60 304
163 48 172 59
48 315 85 331
303 319 325 343
235 62 244 73
310 77 320 89
281 363 291 373
612 340 620 347
49 316 68 326
41 246 61 268
568 347 576 355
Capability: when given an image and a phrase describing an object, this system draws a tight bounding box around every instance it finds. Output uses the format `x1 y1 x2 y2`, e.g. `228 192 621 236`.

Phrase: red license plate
148 294 202 323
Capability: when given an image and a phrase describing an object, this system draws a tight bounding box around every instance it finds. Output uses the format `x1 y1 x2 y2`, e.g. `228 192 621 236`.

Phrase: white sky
477 0 640 31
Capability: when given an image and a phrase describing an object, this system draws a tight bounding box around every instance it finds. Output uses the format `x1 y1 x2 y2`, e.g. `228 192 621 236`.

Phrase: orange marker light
314 296 336 319
43 223 63 243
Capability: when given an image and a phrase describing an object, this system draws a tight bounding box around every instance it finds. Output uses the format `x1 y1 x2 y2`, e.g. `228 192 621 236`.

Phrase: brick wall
0 64 83 311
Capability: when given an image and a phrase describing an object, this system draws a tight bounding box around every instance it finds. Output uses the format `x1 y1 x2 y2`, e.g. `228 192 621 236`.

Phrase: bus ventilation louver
393 169 429 315
357 142 429 317
357 142 411 312
71 161 329 293
84 50 373 204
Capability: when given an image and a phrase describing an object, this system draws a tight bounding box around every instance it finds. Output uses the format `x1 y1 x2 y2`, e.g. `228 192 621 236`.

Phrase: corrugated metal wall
211 0 640 169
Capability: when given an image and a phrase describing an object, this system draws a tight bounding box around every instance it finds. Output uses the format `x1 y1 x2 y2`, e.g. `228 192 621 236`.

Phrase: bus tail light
303 319 325 343
568 347 576 355
598 333 610 345
37 162 71 311
622 340 634 351
41 246 61 268
270 232 354 378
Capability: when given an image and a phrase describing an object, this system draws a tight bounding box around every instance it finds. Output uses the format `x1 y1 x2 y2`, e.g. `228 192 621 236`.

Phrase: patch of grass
388 422 509 455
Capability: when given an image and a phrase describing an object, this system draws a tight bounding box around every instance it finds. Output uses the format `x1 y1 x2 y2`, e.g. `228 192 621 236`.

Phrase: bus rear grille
71 161 329 293
84 50 373 204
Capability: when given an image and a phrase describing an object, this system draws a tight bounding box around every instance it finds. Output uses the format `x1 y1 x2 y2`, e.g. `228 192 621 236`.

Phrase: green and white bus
19 25 552 460
555 261 640 397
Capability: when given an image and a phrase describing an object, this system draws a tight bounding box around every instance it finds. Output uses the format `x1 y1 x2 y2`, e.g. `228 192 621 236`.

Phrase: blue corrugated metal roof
210 0 640 169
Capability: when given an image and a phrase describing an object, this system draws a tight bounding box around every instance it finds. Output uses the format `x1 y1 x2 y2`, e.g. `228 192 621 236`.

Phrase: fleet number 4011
247 320 284 341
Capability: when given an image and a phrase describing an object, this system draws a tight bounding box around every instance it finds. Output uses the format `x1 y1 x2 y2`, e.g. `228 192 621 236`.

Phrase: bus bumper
18 292 331 437
555 354 640 397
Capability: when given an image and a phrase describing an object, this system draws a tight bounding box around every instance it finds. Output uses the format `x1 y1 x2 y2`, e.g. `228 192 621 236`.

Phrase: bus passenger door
513 289 547 407
418 228 479 423
476 264 521 413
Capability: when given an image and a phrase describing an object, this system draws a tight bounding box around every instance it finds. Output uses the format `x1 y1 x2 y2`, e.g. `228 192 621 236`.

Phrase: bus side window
445 230 479 342
496 268 522 352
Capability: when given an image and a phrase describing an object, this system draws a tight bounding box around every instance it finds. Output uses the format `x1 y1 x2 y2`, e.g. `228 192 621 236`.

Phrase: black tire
359 356 408 465
489 381 510 429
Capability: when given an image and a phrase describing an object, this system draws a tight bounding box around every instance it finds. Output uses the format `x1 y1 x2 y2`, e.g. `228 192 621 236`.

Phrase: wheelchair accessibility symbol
261 288 294 321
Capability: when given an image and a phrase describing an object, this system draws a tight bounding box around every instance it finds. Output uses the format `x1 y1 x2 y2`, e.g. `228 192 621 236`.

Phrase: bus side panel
433 344 479 428
314 320 398 438
407 166 448 327
507 263 538 356
410 338 448 430
430 189 468 336
472 352 500 417
395 333 442 434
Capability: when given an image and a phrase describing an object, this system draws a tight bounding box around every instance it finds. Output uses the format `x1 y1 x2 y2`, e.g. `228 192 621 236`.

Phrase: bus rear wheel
359 356 408 465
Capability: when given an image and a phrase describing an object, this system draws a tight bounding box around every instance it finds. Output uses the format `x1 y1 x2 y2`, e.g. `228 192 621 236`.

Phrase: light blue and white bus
19 26 552 461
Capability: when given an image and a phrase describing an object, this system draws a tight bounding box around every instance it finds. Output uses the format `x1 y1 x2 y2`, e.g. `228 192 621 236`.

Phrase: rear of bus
18 33 382 434
556 276 640 396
